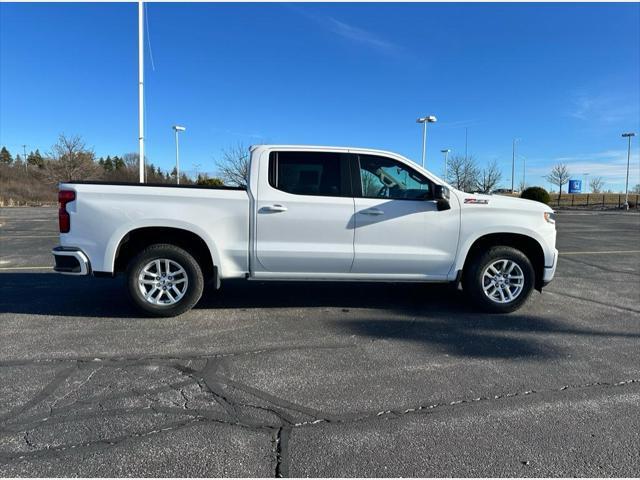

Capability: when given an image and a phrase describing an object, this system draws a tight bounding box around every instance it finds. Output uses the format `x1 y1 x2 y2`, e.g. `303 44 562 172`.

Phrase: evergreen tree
27 149 45 169
113 156 125 170
0 146 13 165
103 156 114 171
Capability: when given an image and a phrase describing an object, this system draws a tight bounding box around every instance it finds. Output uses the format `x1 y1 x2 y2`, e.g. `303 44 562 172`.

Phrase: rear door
351 154 459 277
255 150 355 274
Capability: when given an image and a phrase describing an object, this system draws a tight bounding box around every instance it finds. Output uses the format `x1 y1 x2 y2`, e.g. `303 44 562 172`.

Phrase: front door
351 154 459 277
255 150 355 274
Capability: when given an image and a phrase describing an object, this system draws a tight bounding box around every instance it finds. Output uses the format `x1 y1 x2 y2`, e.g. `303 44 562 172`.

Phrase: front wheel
127 244 204 317
463 246 535 313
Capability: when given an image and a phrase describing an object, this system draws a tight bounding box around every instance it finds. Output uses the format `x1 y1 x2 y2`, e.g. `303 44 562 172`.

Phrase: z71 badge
464 198 489 204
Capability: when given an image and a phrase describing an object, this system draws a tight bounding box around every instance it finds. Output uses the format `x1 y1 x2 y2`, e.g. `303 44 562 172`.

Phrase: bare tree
43 134 102 183
545 163 570 201
446 155 479 192
215 143 250 186
475 160 503 194
589 176 605 193
633 184 640 194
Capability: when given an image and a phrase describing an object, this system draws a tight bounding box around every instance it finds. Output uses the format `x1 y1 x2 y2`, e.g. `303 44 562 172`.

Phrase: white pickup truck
52 145 557 316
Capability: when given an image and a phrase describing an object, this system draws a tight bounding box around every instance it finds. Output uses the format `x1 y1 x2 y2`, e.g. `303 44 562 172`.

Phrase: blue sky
1 2 639 191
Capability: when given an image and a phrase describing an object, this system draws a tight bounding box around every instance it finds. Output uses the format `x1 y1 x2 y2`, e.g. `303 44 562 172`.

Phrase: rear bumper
52 246 91 275
542 248 558 286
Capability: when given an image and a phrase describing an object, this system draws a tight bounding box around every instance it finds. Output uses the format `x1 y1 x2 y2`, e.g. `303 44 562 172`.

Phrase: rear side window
268 151 351 197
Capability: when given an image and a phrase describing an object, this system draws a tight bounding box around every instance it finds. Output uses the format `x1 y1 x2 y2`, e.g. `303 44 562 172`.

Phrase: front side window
358 154 432 200
269 151 349 197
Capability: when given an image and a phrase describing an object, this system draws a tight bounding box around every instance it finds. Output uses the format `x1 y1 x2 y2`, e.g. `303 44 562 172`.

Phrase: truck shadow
2 272 637 360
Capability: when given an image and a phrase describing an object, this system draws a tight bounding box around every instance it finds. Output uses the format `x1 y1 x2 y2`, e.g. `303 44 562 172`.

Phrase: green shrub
521 186 550 204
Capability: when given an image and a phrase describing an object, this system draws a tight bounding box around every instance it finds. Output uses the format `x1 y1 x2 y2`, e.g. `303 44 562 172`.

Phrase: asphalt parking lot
0 206 639 477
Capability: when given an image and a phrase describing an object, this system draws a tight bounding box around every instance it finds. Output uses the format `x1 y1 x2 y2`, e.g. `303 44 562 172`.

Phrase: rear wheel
127 244 204 317
463 246 535 313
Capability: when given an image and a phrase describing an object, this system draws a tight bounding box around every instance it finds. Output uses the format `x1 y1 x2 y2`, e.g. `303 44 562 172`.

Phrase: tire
463 246 535 313
126 243 204 317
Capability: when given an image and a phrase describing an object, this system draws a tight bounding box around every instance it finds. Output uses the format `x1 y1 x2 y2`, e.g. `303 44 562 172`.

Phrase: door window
357 155 432 200
269 151 350 197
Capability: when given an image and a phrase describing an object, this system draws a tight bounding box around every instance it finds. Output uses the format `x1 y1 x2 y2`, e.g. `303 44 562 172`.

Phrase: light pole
511 138 520 193
622 132 636 210
138 0 145 183
441 149 450 180
416 115 437 168
172 125 186 184
22 144 27 171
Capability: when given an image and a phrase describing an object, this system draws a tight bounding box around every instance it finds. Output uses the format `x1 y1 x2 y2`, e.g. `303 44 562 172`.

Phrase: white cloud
568 93 639 124
284 5 402 57
324 17 399 54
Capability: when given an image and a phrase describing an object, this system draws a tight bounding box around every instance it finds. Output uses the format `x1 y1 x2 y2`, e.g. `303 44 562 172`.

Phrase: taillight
58 190 75 233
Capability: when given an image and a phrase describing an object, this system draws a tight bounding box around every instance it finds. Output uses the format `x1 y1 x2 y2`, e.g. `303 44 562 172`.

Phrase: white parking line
0 266 52 271
0 235 58 239
560 250 640 255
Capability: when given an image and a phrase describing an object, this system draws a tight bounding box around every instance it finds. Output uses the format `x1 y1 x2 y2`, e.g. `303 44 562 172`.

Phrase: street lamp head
441 149 450 153
173 125 186 132
622 132 636 138
416 115 437 124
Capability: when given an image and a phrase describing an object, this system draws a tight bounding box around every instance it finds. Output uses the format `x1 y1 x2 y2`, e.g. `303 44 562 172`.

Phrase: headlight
544 212 556 224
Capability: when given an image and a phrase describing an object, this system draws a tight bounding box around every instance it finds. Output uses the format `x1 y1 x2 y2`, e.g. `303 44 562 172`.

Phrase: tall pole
441 149 450 180
622 132 635 210
174 129 180 185
22 144 27 171
138 0 145 183
464 128 468 162
522 156 526 190
511 139 516 193
421 122 427 168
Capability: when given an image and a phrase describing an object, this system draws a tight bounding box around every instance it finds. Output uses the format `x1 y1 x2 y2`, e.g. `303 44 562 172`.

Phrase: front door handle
261 204 288 213
360 208 384 216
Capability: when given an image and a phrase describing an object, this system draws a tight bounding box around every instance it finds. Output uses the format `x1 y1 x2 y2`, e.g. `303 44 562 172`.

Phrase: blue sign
568 179 582 193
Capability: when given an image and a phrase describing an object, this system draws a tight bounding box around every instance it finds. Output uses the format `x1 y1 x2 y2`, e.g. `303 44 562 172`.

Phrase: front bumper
542 248 558 286
52 246 91 275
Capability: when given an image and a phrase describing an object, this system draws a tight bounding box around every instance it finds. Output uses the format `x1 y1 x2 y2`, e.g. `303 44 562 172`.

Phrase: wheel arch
111 226 218 284
460 232 546 291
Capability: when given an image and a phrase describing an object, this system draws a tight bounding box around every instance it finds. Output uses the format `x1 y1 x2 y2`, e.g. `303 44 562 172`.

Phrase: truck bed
59 181 250 277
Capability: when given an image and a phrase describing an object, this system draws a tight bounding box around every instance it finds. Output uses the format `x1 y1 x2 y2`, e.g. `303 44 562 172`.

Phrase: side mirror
434 185 449 201
433 185 451 211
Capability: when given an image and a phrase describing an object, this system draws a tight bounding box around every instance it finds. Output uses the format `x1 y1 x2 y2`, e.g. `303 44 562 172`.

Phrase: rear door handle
359 208 384 216
261 204 288 213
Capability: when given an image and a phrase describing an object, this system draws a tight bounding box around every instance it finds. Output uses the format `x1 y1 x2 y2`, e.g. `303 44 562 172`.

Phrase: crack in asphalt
0 349 638 477
546 290 640 315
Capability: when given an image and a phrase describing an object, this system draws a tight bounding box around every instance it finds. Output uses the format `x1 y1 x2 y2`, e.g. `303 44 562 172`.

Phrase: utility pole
22 144 27 171
622 132 636 210
138 0 145 183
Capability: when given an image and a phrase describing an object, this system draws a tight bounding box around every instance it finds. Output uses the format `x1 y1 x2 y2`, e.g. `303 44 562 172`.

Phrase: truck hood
455 192 554 213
